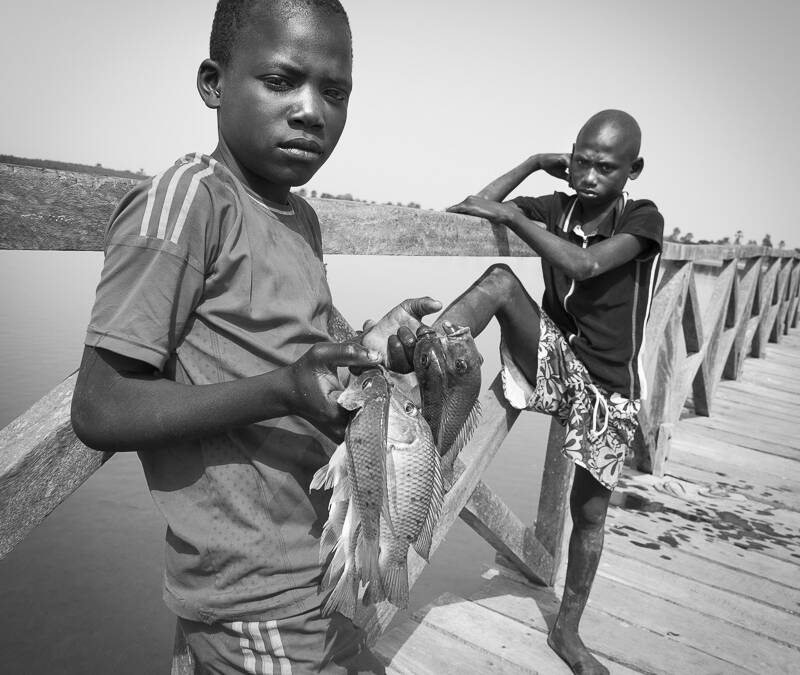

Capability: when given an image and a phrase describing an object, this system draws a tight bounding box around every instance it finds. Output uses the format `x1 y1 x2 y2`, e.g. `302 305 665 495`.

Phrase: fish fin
355 527 381 596
412 456 445 561
379 558 409 609
440 398 482 472
311 443 349 492
322 567 358 620
330 472 351 505
362 576 386 605
319 497 349 563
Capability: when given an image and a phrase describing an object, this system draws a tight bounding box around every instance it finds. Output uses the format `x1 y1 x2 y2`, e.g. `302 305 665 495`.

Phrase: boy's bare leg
432 264 541 383
423 264 609 672
548 465 611 675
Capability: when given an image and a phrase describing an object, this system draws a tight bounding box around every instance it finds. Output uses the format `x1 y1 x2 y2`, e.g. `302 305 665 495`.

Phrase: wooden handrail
2 162 799 664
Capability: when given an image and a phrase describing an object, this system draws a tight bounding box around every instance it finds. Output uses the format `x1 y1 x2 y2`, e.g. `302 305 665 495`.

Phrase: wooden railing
2 163 799 660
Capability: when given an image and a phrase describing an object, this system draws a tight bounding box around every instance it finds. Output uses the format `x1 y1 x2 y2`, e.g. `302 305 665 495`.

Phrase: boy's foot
547 628 609 675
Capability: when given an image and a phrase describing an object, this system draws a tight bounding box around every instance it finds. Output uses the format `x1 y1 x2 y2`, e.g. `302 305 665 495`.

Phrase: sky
2 0 798 246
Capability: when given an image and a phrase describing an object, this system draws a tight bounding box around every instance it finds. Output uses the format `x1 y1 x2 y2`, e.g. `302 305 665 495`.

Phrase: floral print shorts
500 312 640 490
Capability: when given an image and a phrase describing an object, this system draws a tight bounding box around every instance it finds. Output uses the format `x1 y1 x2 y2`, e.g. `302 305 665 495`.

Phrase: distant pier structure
1 162 799 673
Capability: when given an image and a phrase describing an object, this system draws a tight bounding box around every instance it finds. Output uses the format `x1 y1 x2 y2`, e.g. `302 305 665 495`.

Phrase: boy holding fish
392 110 664 675
71 1 439 672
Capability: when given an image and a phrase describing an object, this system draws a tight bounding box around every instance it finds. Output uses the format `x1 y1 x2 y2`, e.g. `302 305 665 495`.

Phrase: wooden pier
374 328 800 674
2 163 799 674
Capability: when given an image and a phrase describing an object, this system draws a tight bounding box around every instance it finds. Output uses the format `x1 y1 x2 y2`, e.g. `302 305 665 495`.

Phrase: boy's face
214 8 352 202
570 124 640 209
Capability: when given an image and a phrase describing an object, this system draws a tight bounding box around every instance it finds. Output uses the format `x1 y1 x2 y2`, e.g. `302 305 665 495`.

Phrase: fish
413 323 483 482
374 383 443 608
333 368 391 596
311 368 444 617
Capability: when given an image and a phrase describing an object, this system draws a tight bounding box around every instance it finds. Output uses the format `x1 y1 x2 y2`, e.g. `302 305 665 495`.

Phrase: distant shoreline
0 154 148 181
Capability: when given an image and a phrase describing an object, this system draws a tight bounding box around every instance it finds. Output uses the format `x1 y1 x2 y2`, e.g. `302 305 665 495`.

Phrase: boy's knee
571 495 609 530
483 263 520 296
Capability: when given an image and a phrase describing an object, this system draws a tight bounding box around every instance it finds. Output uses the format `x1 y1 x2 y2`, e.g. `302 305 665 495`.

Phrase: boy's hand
360 297 442 366
288 342 381 441
535 153 572 182
446 196 520 226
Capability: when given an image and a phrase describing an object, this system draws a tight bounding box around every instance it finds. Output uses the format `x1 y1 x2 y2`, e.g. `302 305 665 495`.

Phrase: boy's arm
475 153 571 202
447 196 649 281
71 342 381 453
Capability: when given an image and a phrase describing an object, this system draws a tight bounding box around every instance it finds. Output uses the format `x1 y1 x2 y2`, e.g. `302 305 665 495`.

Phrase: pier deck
375 330 800 674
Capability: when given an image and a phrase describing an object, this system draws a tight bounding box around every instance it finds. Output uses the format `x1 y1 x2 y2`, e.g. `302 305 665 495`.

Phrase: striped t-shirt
511 192 664 400
86 153 338 623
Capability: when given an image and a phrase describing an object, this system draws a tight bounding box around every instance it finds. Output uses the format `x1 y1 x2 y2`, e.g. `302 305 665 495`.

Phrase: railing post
531 419 573 585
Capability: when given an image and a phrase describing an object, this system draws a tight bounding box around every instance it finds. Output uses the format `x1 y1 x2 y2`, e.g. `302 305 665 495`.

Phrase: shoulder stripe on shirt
170 157 218 244
138 153 215 242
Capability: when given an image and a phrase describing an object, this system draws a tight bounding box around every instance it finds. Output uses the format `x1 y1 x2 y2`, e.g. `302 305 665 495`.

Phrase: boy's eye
263 76 292 91
599 164 614 174
324 88 349 103
574 157 589 167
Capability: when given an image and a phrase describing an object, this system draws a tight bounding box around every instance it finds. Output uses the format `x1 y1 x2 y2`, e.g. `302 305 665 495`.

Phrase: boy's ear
197 59 223 109
628 156 644 181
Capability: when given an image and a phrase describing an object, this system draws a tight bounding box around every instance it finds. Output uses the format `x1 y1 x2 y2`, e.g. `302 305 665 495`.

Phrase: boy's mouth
279 138 324 161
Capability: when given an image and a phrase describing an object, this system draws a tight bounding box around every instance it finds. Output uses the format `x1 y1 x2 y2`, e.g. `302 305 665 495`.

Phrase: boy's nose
289 87 325 129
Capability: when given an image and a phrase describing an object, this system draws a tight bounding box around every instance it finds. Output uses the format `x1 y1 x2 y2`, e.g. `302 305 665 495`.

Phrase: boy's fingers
310 342 381 367
401 296 442 321
387 335 413 373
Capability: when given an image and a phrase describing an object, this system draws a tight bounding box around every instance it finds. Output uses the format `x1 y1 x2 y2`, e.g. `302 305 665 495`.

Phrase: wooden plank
606 500 800 581
1 162 538 257
615 471 800 535
666 458 800 513
0 373 111 559
674 424 799 460
4 163 799 264
668 440 800 500
361 374 522 645
564 565 800 673
376 612 532 675
596 549 800 648
604 535 800 614
724 257 762 380
678 411 800 447
472 575 753 675
406 592 640 675
461 480 552 585
703 382 800 413
751 258 782 358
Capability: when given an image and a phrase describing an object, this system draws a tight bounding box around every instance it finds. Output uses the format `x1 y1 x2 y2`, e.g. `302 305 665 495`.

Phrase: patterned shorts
500 312 640 490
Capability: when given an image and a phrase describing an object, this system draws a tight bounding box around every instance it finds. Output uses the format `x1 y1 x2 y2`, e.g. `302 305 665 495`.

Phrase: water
0 250 550 674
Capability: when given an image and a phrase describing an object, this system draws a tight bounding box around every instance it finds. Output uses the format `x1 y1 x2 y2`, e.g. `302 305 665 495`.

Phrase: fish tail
379 558 409 609
356 529 382 597
412 456 445 561
323 566 358 620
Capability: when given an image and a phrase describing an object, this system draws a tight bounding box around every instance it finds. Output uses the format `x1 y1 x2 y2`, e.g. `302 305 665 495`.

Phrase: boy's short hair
210 0 350 67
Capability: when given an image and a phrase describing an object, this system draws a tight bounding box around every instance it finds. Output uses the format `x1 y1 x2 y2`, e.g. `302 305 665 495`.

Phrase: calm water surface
0 251 550 674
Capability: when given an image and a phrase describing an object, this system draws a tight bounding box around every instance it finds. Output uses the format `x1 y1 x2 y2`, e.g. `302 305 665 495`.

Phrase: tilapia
334 369 390 594
413 323 483 482
376 383 443 608
311 368 444 617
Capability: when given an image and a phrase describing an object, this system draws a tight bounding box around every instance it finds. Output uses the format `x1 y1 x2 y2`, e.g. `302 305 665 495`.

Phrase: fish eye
455 358 468 373
403 400 418 416
361 377 373 390
420 353 429 367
